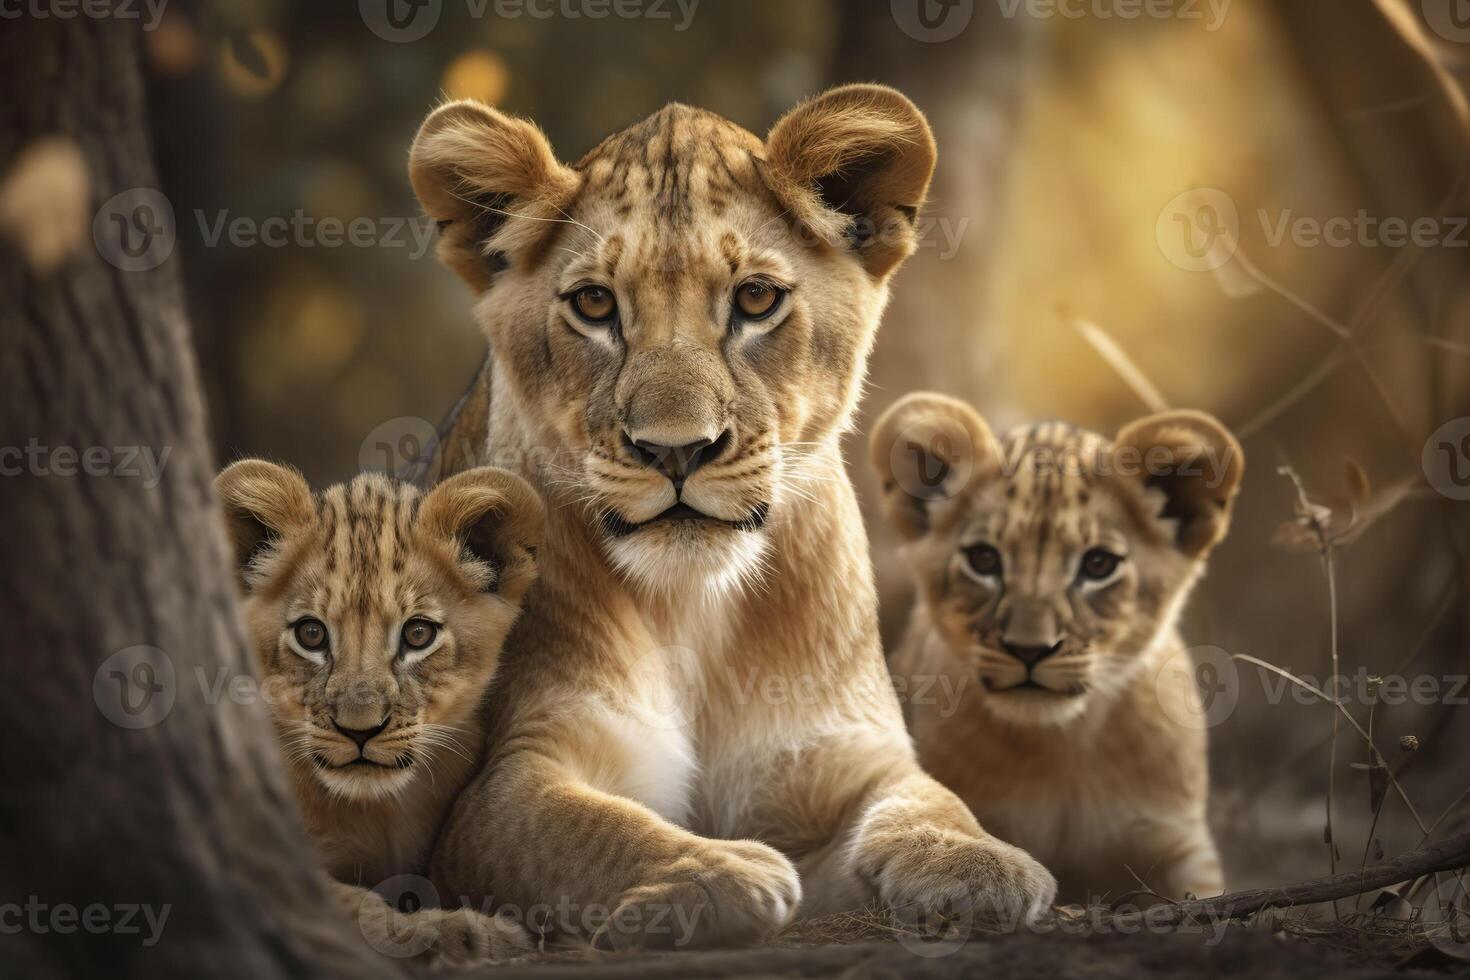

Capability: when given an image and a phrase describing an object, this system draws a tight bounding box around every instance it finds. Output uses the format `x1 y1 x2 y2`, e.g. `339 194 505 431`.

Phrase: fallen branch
1140 829 1470 927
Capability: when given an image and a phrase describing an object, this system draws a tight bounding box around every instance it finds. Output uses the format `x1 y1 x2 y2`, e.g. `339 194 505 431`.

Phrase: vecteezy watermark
193 210 439 260
92 646 176 730
360 0 699 42
0 440 171 488
995 0 1231 31
0 0 168 30
1423 0 1470 43
1156 188 1240 273
890 0 975 43
95 190 444 272
1157 187 1470 272
1423 417 1470 501
94 187 176 272
0 898 171 947
360 416 441 478
1425 870 1470 960
362 878 704 953
1153 645 1239 731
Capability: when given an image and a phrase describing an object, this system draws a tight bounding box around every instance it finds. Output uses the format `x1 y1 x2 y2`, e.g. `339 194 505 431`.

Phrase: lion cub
215 461 543 963
871 393 1243 904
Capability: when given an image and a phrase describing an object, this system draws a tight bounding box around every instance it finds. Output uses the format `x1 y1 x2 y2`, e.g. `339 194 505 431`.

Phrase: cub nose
332 717 389 750
622 429 731 489
1002 641 1063 667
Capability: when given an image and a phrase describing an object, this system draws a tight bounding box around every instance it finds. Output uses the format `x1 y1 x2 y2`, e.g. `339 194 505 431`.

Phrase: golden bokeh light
441 50 511 106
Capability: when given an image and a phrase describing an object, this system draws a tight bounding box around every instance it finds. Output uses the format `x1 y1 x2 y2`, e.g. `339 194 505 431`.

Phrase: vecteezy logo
93 188 176 272
360 0 442 42
1423 418 1470 501
1154 645 1238 730
359 416 439 478
889 415 974 503
361 874 443 958
892 874 974 958
891 0 974 42
1156 188 1239 273
93 646 176 730
1423 0 1470 43
1425 871 1470 960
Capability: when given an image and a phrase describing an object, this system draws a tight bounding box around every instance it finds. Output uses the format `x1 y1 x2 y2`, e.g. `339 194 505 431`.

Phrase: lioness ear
213 460 314 589
409 99 580 291
870 392 998 541
1114 410 1244 558
419 467 545 603
765 84 937 279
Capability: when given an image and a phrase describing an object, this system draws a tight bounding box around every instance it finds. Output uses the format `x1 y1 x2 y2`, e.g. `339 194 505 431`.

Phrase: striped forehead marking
575 103 769 226
315 475 421 615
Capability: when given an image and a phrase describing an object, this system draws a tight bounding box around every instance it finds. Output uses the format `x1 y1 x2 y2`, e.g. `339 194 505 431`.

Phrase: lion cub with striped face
216 461 542 963
872 393 1242 904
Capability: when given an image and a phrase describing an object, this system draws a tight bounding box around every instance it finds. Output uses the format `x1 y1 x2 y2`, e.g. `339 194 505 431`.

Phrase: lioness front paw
873 831 1056 928
595 839 801 951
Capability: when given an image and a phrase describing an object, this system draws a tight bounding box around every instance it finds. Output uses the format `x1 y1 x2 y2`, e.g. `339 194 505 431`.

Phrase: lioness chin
410 84 1057 949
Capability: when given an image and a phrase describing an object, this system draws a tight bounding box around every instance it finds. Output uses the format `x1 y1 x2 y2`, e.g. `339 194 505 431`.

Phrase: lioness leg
802 762 1056 927
432 750 801 951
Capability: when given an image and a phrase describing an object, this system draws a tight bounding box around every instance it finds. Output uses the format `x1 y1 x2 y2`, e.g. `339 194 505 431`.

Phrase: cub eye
293 618 328 652
1079 548 1123 581
734 280 784 320
401 619 439 652
963 544 1003 579
570 285 617 324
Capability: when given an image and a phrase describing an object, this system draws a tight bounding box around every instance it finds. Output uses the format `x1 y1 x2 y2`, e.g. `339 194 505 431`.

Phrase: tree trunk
0 15 392 978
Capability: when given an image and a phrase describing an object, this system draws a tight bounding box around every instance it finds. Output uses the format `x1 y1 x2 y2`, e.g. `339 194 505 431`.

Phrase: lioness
215 461 543 963
408 85 1056 948
870 394 1240 903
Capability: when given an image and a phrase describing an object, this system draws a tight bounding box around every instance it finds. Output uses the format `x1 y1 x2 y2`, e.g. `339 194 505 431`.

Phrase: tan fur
408 86 1056 950
214 461 544 963
870 393 1243 903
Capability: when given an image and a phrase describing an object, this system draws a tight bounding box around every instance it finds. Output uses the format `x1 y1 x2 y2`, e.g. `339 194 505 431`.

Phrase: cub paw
594 839 801 951
356 891 534 965
420 906 535 966
875 832 1056 929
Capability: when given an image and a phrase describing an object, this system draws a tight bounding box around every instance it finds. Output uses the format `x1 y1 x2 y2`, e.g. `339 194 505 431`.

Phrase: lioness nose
623 429 731 489
333 717 389 750
1002 641 1063 667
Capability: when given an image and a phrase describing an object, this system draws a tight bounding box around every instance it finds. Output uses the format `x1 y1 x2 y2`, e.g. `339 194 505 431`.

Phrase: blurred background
143 0 1468 892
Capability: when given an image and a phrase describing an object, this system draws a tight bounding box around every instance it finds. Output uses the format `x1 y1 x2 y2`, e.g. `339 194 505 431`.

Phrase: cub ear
409 99 580 292
764 84 937 279
1113 410 1244 558
870 392 999 541
213 460 314 589
418 467 545 603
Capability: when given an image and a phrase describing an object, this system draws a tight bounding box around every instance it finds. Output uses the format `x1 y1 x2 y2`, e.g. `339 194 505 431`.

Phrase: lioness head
215 462 543 800
409 86 935 595
872 394 1243 726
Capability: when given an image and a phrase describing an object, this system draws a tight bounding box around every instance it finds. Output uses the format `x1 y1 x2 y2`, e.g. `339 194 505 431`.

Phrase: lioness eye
293 618 328 652
734 280 782 320
571 286 617 323
401 619 439 651
1079 548 1122 581
963 544 1003 579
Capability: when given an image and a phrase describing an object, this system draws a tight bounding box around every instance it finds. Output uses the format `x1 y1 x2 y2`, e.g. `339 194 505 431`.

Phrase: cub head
214 461 543 801
410 85 935 596
871 394 1243 727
